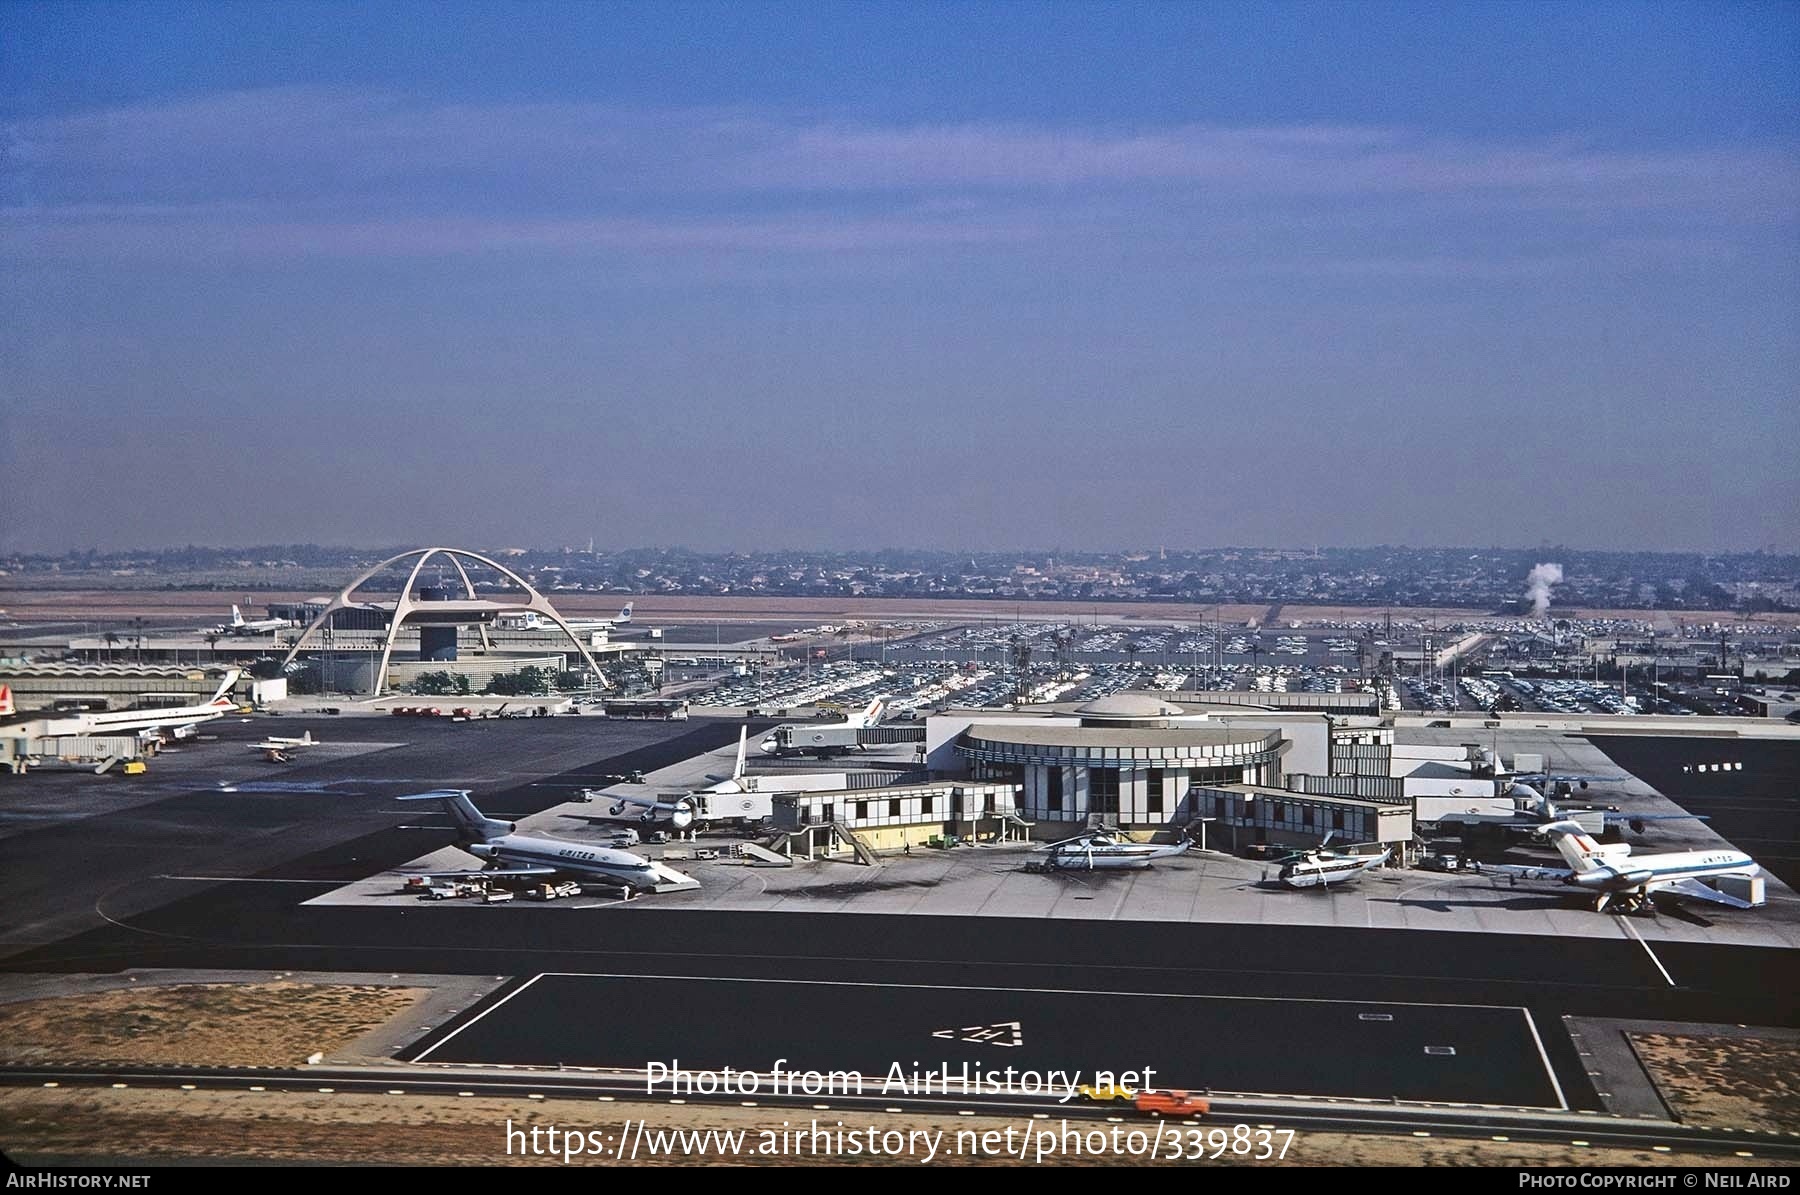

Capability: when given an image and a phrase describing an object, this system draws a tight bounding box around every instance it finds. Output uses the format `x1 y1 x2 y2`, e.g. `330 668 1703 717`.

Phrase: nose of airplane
758 738 778 754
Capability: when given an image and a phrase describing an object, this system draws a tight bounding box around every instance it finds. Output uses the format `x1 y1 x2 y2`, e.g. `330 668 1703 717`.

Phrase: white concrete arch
279 547 611 695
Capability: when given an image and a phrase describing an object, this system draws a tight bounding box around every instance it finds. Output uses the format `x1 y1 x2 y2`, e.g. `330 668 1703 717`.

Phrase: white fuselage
1280 853 1385 889
32 698 234 737
470 834 663 889
1573 849 1758 894
1041 839 1189 871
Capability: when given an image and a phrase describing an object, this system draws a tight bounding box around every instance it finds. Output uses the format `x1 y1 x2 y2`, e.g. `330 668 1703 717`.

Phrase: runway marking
1521 1009 1570 1111
932 1021 1023 1048
524 969 1525 1011
412 971 1569 1111
410 974 544 1063
1619 920 1677 987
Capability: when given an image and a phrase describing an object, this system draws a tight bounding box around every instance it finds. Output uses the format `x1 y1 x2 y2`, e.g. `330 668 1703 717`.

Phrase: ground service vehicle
1135 1090 1210 1117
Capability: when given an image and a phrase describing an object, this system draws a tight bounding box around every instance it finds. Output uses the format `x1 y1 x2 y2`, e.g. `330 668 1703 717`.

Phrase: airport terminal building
929 694 1293 830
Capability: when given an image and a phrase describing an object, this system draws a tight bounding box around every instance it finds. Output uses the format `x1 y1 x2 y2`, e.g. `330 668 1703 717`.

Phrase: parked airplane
758 697 887 756
574 786 698 833
211 605 290 635
699 727 752 794
249 730 318 763
1032 828 1193 872
567 601 633 632
1493 819 1764 913
0 684 12 719
1429 782 1705 843
397 790 687 893
495 602 633 634
1276 836 1392 889
12 671 241 737
249 731 317 752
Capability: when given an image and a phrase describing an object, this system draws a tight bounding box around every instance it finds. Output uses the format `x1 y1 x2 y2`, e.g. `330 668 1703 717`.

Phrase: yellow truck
1078 1082 1138 1103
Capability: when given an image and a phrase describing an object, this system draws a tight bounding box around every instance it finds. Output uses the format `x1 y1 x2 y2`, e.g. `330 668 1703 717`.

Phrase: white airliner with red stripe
11 670 241 738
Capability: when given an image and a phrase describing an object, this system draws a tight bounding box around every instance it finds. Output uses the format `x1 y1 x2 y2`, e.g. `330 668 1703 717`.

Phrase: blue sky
3 1 1796 552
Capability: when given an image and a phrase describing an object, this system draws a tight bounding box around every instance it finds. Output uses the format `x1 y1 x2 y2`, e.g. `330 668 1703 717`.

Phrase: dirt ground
1630 1034 1800 1133
0 983 426 1069
4 587 1788 628
0 1088 1768 1168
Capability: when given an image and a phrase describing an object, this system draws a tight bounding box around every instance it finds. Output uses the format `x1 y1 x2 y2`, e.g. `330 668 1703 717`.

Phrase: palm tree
102 631 120 663
205 633 220 660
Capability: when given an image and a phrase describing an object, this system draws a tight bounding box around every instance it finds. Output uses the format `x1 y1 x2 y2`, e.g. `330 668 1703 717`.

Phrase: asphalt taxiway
408 972 1566 1108
3 711 1798 1126
0 715 753 960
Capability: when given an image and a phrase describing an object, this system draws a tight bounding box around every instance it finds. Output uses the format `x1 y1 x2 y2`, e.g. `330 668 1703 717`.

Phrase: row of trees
288 664 605 697
410 666 593 696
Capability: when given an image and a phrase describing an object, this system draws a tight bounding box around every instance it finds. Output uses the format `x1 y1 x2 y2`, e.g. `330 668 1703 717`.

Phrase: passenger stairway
828 821 880 866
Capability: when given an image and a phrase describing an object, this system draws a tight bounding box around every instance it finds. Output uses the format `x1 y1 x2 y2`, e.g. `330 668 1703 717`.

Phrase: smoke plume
1524 563 1563 619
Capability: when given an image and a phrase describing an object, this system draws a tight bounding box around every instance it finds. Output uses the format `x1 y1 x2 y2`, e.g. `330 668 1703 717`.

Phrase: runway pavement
407 972 1567 1108
3 712 1797 1131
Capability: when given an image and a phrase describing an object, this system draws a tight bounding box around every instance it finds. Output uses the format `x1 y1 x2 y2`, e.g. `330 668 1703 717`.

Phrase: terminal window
1047 767 1063 812
1090 768 1120 816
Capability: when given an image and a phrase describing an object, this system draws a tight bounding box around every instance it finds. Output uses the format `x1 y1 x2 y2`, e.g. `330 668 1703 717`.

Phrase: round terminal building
932 693 1289 830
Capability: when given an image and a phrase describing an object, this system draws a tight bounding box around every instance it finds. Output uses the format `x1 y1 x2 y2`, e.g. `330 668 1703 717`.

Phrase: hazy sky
3 1 1796 553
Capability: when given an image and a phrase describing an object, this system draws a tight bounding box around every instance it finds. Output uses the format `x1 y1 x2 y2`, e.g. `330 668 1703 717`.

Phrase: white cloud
3 87 1795 261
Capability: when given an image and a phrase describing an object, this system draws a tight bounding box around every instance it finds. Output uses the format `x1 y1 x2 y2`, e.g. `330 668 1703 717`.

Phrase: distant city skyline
9 540 1800 558
3 2 1796 554
7 542 1797 616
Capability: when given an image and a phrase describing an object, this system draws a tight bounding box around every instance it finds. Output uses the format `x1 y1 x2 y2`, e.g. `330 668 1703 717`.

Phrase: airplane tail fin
209 669 241 706
856 697 885 728
1539 819 1605 872
618 602 633 623
0 684 12 718
301 731 314 745
733 726 747 780
230 604 245 627
399 790 514 842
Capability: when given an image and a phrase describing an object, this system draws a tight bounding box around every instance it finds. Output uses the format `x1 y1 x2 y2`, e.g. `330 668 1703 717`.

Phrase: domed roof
1073 693 1183 720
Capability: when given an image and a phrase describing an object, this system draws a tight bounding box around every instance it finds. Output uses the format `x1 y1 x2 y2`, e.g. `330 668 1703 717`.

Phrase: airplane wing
1481 863 1574 881
1661 878 1758 909
1604 812 1708 828
601 793 660 812
405 866 559 880
557 814 642 831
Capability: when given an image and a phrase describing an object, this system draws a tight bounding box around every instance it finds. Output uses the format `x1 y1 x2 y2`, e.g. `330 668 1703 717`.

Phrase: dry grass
0 983 425 1069
1630 1033 1800 1133
0 1088 1767 1167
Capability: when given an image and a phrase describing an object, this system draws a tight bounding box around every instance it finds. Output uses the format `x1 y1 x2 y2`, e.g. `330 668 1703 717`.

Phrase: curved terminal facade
949 694 1287 829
